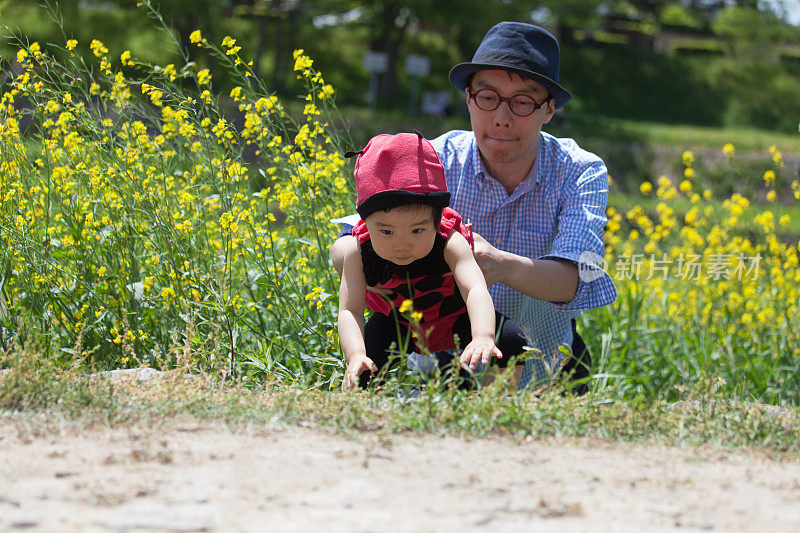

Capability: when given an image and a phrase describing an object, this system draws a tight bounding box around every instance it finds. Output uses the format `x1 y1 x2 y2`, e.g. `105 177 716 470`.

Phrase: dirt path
1 417 799 532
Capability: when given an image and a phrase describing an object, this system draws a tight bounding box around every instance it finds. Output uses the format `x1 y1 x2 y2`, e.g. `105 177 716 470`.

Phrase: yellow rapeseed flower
755 210 774 232
399 299 414 314
318 84 335 100
293 49 314 72
190 30 202 44
160 287 176 299
163 64 177 81
722 143 734 158
222 36 241 55
90 39 108 58
197 69 211 85
639 181 652 195
66 39 78 51
149 90 163 107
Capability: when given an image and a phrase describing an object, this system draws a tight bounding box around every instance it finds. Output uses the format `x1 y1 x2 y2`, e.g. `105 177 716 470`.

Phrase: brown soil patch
1 416 799 532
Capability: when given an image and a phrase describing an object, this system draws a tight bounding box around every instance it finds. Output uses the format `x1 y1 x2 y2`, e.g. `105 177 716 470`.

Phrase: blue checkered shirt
430 130 617 388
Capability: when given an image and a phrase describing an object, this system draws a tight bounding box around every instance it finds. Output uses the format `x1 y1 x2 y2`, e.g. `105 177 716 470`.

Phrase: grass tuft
2 349 798 458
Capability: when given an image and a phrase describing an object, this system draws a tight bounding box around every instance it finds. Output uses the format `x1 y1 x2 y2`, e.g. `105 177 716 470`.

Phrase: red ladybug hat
353 132 450 219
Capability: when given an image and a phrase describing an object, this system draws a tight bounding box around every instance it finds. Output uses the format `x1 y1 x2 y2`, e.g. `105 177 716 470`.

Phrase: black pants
563 319 592 395
360 310 527 389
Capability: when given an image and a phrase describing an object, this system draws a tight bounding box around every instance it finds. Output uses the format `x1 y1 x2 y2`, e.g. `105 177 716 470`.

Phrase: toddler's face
364 206 437 265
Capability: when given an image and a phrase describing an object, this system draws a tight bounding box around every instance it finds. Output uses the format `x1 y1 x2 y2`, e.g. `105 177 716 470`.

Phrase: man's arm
473 154 612 306
472 232 579 303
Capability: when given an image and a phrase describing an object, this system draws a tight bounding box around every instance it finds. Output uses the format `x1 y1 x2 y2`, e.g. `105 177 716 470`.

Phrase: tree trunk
270 0 286 93
252 5 269 81
270 0 302 94
373 4 409 105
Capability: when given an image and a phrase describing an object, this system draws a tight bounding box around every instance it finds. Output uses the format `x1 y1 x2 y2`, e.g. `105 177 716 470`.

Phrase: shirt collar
468 136 488 188
530 137 544 186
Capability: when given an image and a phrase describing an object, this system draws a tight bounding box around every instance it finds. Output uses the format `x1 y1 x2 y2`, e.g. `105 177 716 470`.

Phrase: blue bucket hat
449 21 572 109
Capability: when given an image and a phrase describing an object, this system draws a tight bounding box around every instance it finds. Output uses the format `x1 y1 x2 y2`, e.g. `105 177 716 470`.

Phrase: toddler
337 132 527 390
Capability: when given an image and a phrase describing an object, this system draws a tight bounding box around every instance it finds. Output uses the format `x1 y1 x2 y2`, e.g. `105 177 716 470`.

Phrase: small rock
97 368 165 383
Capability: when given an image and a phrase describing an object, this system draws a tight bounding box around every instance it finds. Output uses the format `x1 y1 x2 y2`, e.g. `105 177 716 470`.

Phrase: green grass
1 350 799 457
553 112 800 153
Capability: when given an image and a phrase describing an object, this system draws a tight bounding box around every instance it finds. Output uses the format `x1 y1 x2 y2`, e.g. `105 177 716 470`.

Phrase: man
333 22 616 391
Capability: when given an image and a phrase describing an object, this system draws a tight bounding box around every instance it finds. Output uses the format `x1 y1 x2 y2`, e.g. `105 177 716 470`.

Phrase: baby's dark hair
382 203 443 229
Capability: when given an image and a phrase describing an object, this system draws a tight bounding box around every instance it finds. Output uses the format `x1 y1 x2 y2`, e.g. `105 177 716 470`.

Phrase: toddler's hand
341 355 378 391
460 338 502 371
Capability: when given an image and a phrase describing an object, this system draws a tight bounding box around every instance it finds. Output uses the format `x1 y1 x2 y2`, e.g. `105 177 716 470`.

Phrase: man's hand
459 336 502 371
341 354 378 391
471 232 505 287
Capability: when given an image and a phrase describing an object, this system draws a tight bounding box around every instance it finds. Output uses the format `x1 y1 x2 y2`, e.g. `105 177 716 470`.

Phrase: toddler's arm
444 231 502 370
337 237 378 390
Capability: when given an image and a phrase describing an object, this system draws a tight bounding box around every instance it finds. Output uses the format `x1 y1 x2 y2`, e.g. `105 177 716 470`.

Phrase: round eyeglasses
467 87 551 117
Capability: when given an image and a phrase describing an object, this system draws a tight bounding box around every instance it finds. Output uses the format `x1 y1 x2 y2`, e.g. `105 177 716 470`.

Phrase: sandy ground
1 416 799 533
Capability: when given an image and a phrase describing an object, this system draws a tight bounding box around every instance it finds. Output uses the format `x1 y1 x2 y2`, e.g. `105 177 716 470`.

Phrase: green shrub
669 38 727 56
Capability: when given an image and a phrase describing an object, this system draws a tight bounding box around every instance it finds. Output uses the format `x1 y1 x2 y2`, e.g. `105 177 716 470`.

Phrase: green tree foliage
305 0 563 104
712 6 787 44
3 0 800 132
230 1 307 93
118 0 230 62
529 0 605 44
659 4 703 29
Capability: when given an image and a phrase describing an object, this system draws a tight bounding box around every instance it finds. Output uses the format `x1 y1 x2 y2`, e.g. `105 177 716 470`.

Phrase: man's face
467 69 555 179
